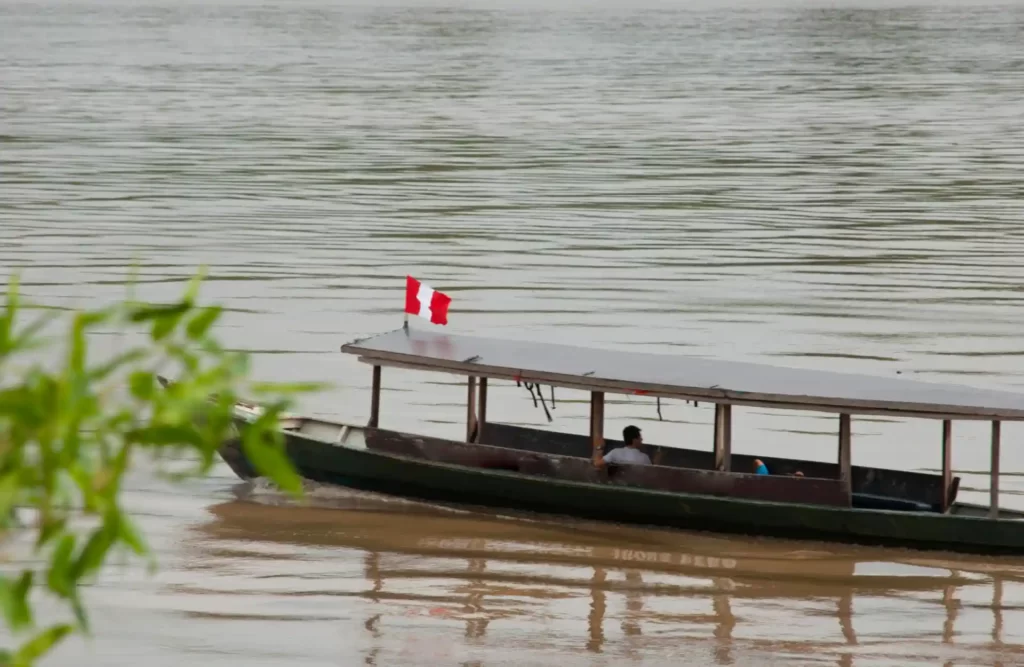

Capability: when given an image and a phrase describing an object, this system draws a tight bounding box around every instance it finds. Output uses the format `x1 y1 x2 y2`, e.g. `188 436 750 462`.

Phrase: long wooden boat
218 327 1024 555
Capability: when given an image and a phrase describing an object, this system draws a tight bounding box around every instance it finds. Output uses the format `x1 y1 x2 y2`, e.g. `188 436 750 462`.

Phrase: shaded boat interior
476 422 960 513
224 416 960 514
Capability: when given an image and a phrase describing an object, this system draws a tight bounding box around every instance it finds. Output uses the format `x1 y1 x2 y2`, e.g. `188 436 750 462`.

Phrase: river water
3 0 1024 664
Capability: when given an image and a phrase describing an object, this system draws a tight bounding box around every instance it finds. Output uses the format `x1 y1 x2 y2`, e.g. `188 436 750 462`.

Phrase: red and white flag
405 275 451 325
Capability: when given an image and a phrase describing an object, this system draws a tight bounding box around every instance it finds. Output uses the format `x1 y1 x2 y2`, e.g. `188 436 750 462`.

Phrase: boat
211 327 1024 554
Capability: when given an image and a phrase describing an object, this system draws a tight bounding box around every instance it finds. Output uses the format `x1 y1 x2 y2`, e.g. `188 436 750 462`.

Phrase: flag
405 275 451 325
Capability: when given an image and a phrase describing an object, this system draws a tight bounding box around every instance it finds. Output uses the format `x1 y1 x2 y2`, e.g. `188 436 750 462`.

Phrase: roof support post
476 378 488 443
942 420 953 513
990 420 1001 519
590 391 605 459
466 376 478 442
838 413 852 504
368 365 381 428
714 404 732 472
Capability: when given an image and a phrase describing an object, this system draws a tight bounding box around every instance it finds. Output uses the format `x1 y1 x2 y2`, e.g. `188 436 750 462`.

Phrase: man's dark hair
622 425 641 445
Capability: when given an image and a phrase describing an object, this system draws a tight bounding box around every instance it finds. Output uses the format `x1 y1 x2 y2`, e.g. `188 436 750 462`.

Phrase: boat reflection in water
184 482 1024 666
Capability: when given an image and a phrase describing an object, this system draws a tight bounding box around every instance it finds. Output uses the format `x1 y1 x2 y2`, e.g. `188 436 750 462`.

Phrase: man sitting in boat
594 425 651 467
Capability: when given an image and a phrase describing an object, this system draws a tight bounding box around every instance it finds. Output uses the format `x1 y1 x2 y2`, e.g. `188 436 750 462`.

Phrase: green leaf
125 300 191 341
241 426 302 496
128 371 154 401
127 302 190 324
250 381 330 395
69 523 116 583
0 274 22 356
46 535 76 597
10 310 59 353
0 473 20 524
96 442 133 500
151 317 179 342
181 268 207 305
117 515 148 556
11 623 74 667
68 311 99 377
0 576 16 627
68 591 88 632
0 388 41 423
35 515 67 552
0 571 35 630
185 306 222 340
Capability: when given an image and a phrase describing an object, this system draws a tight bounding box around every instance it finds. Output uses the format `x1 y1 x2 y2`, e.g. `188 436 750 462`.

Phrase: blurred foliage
0 272 320 665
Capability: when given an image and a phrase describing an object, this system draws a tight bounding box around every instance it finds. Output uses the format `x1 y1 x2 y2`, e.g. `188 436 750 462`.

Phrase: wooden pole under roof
590 391 605 459
476 377 488 443
714 404 732 472
466 376 478 442
838 413 852 505
942 420 953 513
369 365 381 428
990 420 1001 519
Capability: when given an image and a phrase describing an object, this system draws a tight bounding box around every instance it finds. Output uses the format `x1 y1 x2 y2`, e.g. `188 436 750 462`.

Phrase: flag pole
403 312 409 332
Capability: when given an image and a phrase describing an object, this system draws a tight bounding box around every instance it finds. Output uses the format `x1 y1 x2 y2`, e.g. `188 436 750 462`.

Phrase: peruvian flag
405 275 451 325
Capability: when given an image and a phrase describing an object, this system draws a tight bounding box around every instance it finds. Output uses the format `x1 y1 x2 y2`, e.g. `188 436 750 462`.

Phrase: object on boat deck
754 459 769 475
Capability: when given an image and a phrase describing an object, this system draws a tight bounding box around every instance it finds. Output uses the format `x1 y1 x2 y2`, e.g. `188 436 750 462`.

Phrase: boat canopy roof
341 328 1024 421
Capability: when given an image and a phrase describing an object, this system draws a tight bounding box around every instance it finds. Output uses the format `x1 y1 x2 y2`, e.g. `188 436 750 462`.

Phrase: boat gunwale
275 420 1020 528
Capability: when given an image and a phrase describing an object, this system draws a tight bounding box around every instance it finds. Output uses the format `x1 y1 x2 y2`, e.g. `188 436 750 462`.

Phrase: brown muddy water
3 0 1024 664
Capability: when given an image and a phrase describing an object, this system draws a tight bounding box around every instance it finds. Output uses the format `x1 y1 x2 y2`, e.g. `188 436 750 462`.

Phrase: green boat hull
220 424 1024 556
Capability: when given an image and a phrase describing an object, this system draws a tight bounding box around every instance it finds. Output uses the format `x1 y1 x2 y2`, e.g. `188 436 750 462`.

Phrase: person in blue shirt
753 458 769 475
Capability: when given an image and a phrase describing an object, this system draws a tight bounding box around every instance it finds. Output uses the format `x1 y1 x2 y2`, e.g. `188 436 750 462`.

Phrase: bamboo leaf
241 425 302 496
68 538 108 586
68 591 88 632
0 571 35 630
0 575 17 627
181 268 207 305
46 535 76 597
117 515 147 556
0 473 20 524
185 307 221 341
128 371 154 401
35 515 67 552
11 623 74 667
69 519 117 583
250 381 330 395
10 310 59 352
0 274 21 356
127 302 189 324
151 309 185 342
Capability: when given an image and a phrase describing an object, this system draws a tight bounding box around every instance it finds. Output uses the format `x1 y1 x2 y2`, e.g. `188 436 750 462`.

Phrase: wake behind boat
195 326 1024 555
